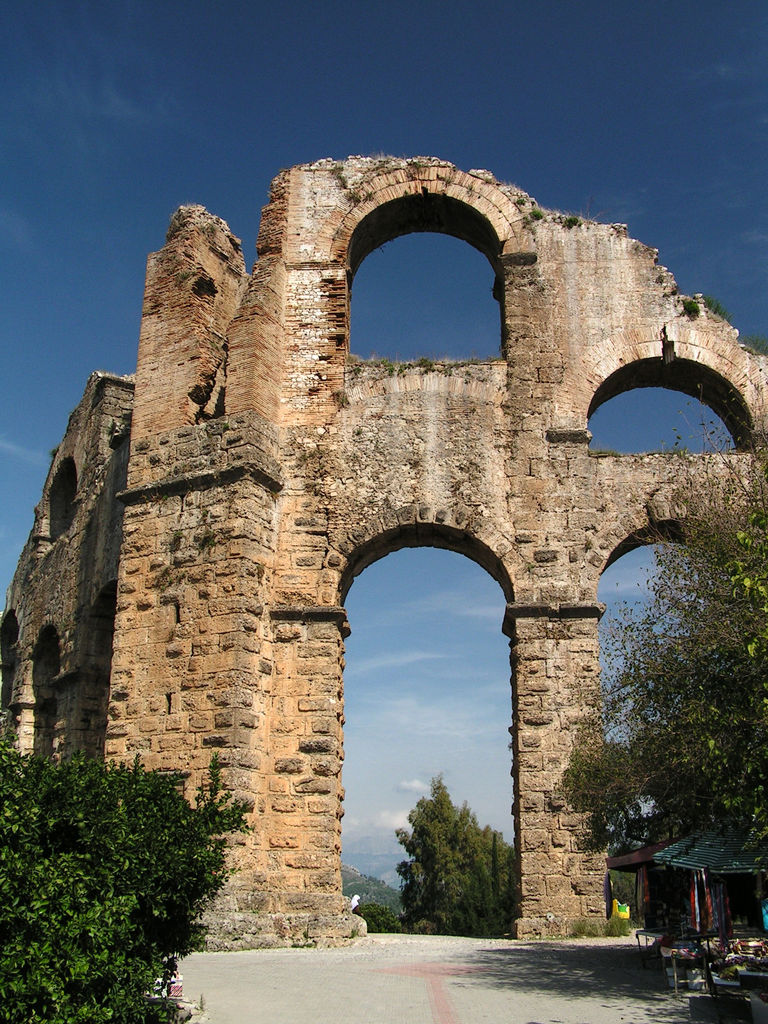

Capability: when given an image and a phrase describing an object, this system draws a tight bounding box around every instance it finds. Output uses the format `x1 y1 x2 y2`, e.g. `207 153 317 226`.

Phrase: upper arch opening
588 359 753 449
49 457 78 539
339 522 514 606
347 193 504 283
350 233 501 362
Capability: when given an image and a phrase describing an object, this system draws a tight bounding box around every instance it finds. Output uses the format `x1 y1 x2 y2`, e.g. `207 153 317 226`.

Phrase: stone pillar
246 605 362 944
505 602 606 937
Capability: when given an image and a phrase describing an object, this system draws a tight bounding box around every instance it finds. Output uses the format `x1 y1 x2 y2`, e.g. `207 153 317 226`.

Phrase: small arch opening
588 360 751 452
347 194 504 363
348 193 503 278
49 457 78 539
350 234 501 362
33 624 61 758
1 610 19 711
77 581 117 756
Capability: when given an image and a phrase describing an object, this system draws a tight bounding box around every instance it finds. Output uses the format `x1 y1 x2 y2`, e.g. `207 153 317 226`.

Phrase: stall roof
653 826 768 874
606 840 674 871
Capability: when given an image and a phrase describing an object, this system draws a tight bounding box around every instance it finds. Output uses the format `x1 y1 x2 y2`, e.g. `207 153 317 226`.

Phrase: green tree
357 903 402 933
396 776 516 935
563 457 768 852
0 741 247 1024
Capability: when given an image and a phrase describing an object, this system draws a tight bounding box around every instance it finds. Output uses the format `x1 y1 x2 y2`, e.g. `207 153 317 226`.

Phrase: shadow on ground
448 941 750 1024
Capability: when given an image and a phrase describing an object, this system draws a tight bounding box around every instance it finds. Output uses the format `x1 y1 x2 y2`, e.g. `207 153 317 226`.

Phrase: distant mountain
341 863 402 912
341 850 401 888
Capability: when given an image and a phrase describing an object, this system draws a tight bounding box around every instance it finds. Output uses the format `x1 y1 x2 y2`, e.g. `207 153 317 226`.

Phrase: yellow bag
611 899 630 919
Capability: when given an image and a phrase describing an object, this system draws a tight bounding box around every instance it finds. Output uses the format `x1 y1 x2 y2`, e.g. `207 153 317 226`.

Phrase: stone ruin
2 156 766 945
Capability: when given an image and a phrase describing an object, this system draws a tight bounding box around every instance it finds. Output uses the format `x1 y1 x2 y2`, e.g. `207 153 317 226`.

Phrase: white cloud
350 649 447 674
358 693 501 743
396 778 429 794
406 590 504 623
375 808 410 831
0 438 48 467
32 71 173 129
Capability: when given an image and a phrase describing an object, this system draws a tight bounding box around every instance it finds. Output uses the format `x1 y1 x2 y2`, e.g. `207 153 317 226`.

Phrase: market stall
608 826 768 1004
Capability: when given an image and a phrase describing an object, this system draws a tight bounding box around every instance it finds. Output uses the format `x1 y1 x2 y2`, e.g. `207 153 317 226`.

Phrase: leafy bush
682 298 700 317
0 741 247 1024
569 917 604 938
357 903 402 933
604 915 632 937
564 458 768 851
569 915 631 938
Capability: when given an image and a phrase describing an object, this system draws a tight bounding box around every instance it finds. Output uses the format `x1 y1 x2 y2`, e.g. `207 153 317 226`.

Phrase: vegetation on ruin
396 776 517 936
703 294 732 322
563 456 768 853
345 353 500 383
0 743 247 1024
742 334 768 356
682 297 700 318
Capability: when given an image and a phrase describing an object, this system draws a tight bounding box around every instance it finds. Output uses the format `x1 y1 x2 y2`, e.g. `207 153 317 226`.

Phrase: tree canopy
563 457 768 853
0 742 247 1024
396 776 516 936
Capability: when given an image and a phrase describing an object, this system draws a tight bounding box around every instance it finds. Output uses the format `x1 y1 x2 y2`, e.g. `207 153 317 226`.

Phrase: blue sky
2 1 767 881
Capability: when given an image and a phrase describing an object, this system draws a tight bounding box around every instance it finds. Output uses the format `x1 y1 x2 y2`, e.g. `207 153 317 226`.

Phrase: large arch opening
593 512 753 876
340 545 513 893
340 521 513 605
588 360 752 451
347 194 505 363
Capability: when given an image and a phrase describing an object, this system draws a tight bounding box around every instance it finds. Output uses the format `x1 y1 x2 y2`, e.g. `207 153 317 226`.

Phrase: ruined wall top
127 155 767 447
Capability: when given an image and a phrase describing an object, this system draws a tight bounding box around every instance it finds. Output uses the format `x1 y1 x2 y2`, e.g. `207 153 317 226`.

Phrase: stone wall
3 373 133 758
4 156 768 945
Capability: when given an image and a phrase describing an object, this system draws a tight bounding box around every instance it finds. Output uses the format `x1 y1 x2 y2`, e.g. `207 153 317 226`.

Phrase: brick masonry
3 156 768 945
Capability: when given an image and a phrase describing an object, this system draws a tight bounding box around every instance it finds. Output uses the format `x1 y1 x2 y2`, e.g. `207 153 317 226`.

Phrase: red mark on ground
378 962 486 1024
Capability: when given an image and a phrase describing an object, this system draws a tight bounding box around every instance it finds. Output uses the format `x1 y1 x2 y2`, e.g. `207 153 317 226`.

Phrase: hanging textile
702 868 714 932
712 881 732 946
637 864 650 922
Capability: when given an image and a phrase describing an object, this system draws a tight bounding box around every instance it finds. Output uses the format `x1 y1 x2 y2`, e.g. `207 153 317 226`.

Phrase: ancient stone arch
4 157 768 946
